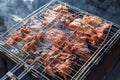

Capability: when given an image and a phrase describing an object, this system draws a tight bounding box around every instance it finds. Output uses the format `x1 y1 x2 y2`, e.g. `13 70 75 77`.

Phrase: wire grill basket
0 0 120 80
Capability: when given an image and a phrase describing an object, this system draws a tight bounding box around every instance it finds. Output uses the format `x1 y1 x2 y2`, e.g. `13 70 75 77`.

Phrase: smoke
0 0 120 33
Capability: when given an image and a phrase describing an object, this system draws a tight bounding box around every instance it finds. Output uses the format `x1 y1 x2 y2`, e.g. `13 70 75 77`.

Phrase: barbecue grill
0 0 120 80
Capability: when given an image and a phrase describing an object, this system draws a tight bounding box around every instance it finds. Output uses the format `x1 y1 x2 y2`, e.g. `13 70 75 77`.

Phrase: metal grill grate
0 0 120 80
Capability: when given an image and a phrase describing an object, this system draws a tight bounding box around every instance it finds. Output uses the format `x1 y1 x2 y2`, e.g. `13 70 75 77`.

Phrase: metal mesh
0 0 120 80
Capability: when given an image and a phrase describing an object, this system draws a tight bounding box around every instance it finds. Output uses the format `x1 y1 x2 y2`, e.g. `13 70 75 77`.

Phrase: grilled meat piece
90 22 111 48
83 15 103 26
44 10 63 24
53 5 68 12
30 20 46 30
68 18 96 42
95 22 111 33
41 47 76 79
24 33 35 42
84 28 96 36
68 18 82 31
60 11 74 26
41 49 60 65
63 39 74 53
55 63 72 77
6 37 16 45
22 39 39 54
57 55 76 74
100 22 111 29
46 28 67 47
63 40 91 61
44 5 74 26
89 34 102 48
46 66 56 77
41 47 71 65
68 18 94 31
22 31 44 54
24 31 44 42
79 35 89 41
71 42 91 61
35 31 44 40
68 16 111 49
89 33 104 48
6 27 31 45
44 10 74 26
72 28 96 42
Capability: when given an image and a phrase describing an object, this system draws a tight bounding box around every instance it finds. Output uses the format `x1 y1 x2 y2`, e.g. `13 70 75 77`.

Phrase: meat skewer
83 15 103 26
45 21 92 61
29 20 46 30
63 40 92 61
22 31 44 54
6 27 31 45
53 5 68 12
71 42 92 61
68 18 82 31
46 28 68 47
44 10 62 25
41 47 77 79
60 11 74 26
44 5 74 26
68 16 111 48
90 22 111 48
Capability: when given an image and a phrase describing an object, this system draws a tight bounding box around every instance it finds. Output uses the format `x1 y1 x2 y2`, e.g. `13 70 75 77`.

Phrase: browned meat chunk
6 27 31 45
53 5 68 12
84 28 96 36
22 39 39 54
46 28 67 47
63 39 91 61
23 32 37 42
89 34 102 48
44 10 74 26
44 5 74 26
72 43 91 61
44 10 62 24
95 22 111 33
68 15 111 49
83 15 103 26
96 32 105 40
68 18 96 41
41 47 76 79
89 22 111 48
60 11 74 26
30 20 46 29
55 63 72 78
68 18 82 31
22 31 44 54
24 31 44 42
100 22 111 29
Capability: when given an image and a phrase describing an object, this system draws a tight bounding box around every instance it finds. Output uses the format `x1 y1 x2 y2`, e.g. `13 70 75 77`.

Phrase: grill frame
0 0 120 80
